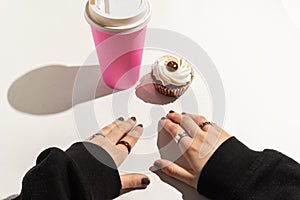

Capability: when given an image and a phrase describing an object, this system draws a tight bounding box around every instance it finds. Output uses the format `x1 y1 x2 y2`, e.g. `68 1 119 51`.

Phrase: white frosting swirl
152 55 192 86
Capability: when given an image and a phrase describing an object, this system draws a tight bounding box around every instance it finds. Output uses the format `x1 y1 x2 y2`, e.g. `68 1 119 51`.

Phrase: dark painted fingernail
161 117 166 120
138 124 143 128
181 112 186 115
141 178 150 185
169 110 175 113
154 162 162 169
118 117 124 121
131 117 136 121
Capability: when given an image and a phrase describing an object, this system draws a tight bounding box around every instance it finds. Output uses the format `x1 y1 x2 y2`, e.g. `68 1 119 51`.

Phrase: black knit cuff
197 137 260 199
66 142 121 199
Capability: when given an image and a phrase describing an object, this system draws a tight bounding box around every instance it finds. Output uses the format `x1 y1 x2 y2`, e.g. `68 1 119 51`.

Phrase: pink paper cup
91 26 147 90
84 0 151 90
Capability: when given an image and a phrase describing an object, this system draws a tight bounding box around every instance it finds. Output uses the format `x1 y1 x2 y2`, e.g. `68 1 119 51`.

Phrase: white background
1 0 300 199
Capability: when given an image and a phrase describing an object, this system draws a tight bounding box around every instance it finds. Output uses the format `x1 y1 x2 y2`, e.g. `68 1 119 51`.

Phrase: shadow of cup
7 65 114 115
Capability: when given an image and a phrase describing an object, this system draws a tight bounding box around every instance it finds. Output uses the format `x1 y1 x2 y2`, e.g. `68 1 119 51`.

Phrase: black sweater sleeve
14 142 121 200
197 137 300 200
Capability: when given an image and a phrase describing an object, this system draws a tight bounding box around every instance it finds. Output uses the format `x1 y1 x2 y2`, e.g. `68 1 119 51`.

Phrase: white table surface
1 0 300 199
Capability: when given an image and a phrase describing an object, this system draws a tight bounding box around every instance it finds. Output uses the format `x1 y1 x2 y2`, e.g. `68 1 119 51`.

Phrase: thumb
120 173 150 189
153 159 197 188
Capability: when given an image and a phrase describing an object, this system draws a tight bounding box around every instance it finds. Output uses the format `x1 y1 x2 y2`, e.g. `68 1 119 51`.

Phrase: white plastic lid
85 0 151 33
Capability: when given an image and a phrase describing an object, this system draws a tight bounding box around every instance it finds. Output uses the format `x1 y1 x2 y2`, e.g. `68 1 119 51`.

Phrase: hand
85 117 150 191
154 111 231 188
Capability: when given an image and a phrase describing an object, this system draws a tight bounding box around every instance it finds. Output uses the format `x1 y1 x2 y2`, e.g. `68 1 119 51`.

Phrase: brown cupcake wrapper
153 81 192 97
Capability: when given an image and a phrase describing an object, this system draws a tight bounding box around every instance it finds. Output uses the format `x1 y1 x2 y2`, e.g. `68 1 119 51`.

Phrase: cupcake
152 55 194 97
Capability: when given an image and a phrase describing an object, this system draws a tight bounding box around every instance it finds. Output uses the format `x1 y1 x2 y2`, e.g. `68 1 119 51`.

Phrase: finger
159 117 189 141
107 117 137 144
167 111 204 138
159 117 180 138
160 117 193 146
153 159 197 188
160 118 193 157
164 113 206 171
116 124 143 153
182 113 212 132
180 114 230 160
100 117 124 136
85 117 125 141
120 173 150 189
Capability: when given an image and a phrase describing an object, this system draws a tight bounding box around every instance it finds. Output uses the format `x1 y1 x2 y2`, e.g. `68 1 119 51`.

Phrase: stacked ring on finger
199 121 212 130
116 140 132 154
95 132 106 138
175 131 189 144
87 132 106 140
